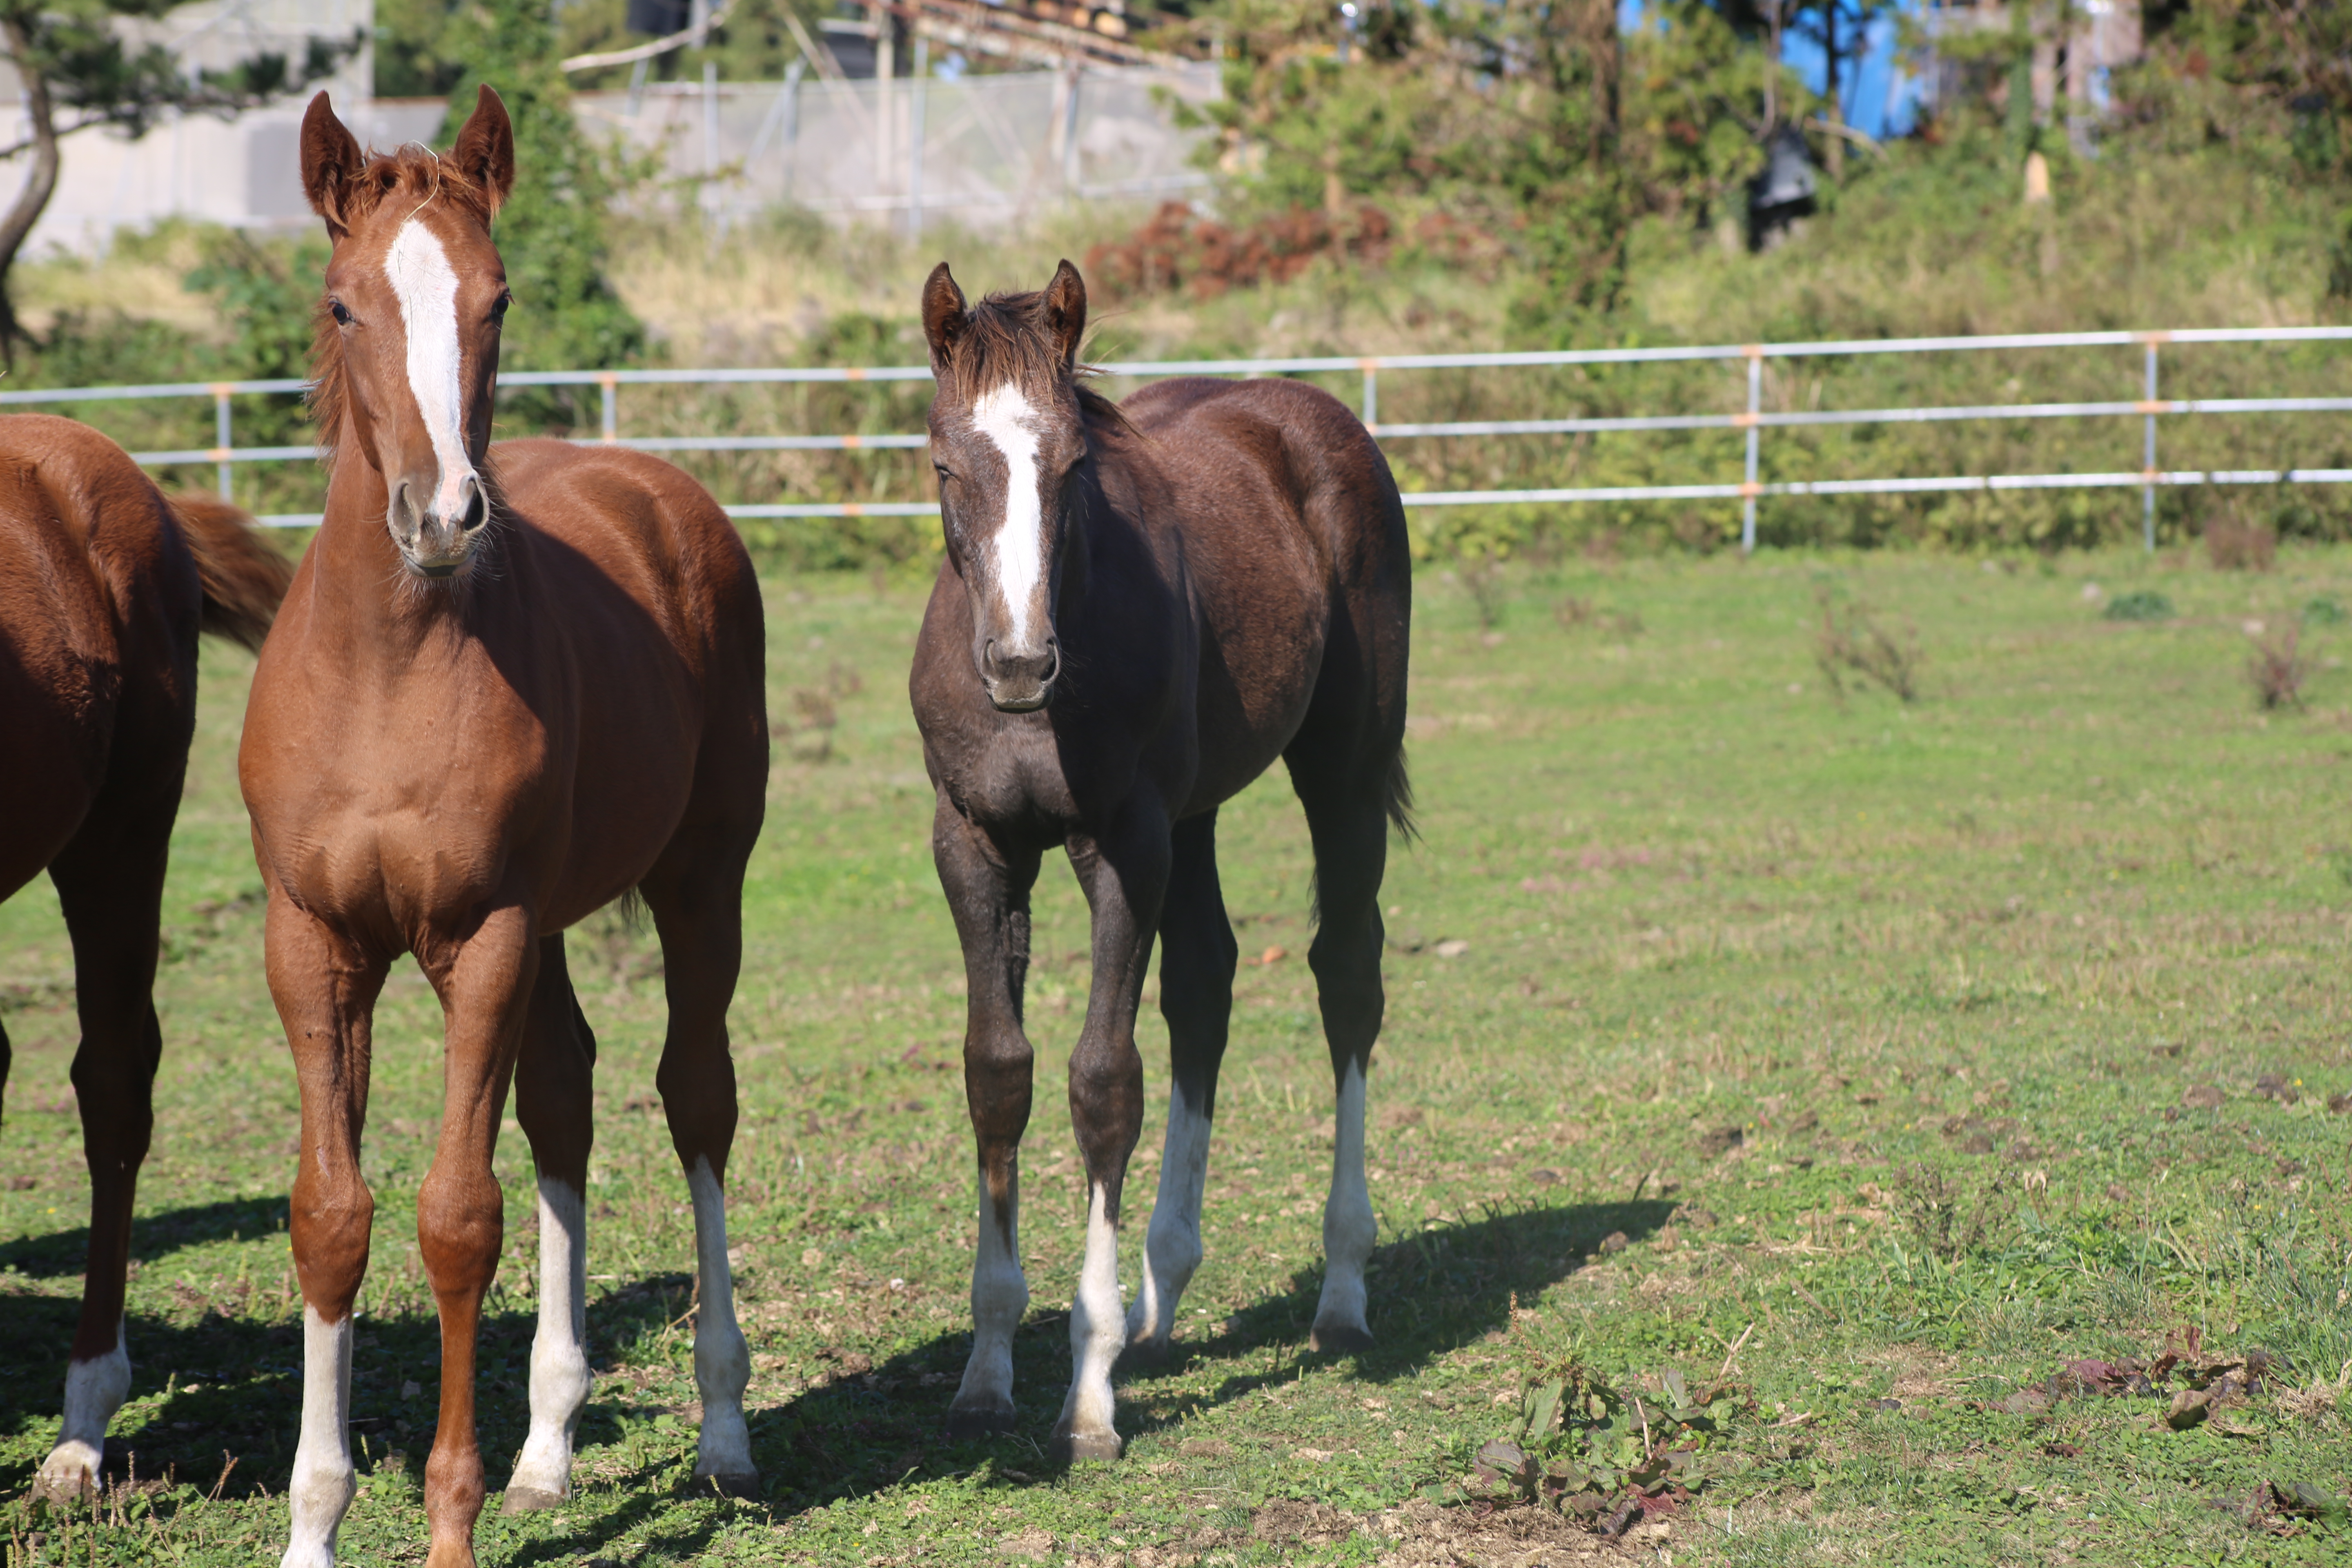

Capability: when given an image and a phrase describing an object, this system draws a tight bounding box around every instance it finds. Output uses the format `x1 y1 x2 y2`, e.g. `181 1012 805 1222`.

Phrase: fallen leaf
1258 945 1286 965
2167 1388 2213 1429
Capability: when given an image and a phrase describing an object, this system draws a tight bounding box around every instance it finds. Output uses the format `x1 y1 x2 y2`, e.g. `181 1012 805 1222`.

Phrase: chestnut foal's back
0 416 289 1503
241 91 767 1568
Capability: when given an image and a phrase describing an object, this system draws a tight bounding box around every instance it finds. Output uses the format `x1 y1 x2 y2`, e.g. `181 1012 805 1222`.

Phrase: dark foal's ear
1041 260 1087 367
450 85 517 216
299 92 365 238
922 262 969 369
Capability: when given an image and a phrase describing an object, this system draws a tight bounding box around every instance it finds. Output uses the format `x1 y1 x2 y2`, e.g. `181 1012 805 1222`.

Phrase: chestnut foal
911 263 1413 1463
241 91 768 1568
0 418 289 1500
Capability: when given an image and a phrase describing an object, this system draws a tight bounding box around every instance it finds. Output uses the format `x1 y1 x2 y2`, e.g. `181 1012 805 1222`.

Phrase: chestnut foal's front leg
412 906 540 1568
1052 795 1169 1463
269 896 389 1568
935 798 1043 1439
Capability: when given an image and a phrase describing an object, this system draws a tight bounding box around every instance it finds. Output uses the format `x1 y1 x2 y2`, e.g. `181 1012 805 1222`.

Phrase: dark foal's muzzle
980 635 1060 713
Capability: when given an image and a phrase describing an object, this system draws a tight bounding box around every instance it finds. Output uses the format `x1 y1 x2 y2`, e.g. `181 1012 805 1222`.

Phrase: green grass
11 545 2352 1563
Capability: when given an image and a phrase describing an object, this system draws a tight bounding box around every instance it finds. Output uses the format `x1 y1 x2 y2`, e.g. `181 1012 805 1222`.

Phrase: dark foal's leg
411 904 539 1568
643 843 758 1497
1124 811 1236 1357
935 796 1043 1439
268 895 390 1568
1052 792 1172 1462
1292 777 1393 1353
504 934 597 1511
33 797 174 1501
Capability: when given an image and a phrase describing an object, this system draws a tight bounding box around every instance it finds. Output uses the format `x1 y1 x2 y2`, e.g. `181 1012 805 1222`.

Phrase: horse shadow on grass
0 1194 1670 1562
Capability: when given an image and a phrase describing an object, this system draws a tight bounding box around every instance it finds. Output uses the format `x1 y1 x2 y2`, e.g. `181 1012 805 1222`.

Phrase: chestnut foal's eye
328 300 353 327
490 290 512 325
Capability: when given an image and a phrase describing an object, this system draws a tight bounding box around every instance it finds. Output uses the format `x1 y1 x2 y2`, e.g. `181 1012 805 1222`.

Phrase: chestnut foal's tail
167 493 294 651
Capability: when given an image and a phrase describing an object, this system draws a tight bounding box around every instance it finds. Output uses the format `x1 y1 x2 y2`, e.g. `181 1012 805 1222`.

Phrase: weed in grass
1460 555 1510 629
1891 1162 2012 1263
1811 584 1924 703
2103 588 2176 620
2247 621 2309 709
2206 513 2279 572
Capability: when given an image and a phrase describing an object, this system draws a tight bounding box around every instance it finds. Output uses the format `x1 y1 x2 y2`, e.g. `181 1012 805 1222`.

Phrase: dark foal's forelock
934 290 1127 429
305 143 500 459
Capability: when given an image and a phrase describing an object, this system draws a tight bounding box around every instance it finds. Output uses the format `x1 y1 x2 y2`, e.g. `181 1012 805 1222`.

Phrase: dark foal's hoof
1048 1424 1124 1465
945 1405 1017 1441
500 1486 566 1514
698 1470 762 1501
1309 1321 1375 1355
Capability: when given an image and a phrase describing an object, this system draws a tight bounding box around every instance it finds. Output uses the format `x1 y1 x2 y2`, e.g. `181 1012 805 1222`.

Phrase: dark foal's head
298 88 516 579
921 261 1096 713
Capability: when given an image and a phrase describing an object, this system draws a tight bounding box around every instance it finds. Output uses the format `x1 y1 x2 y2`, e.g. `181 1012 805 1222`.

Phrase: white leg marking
508 1178 591 1501
953 1165 1027 1423
968 383 1049 650
1313 1058 1377 1346
35 1320 129 1498
1126 1079 1211 1349
383 218 479 521
1053 1181 1126 1457
686 1156 755 1484
281 1305 356 1568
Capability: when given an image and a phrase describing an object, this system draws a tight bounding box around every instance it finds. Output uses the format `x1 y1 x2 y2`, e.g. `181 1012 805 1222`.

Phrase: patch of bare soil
1370 1500 1660 1566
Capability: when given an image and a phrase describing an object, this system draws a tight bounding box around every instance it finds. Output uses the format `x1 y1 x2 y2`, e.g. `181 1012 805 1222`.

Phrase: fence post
213 384 233 501
1359 359 1378 428
1061 64 1083 195
2142 337 2160 552
600 374 619 443
1741 348 1762 553
908 35 928 240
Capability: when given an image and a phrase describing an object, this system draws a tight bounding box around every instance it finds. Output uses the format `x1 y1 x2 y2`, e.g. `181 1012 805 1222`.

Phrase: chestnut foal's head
920 261 1093 713
299 88 516 579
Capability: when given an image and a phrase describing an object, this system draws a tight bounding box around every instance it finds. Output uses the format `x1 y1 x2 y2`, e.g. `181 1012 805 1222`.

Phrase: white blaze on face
281 1304 357 1568
968 382 1048 651
383 218 478 524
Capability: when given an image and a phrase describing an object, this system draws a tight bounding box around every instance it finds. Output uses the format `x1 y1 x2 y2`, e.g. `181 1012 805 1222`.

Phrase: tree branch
0 11 62 356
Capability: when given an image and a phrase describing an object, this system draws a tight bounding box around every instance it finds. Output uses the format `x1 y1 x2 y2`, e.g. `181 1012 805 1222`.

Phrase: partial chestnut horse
241 91 768 1568
911 262 1412 1462
0 416 290 1499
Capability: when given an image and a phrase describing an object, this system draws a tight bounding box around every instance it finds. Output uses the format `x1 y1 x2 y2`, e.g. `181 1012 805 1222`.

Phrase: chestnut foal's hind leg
1052 798 1169 1463
1125 811 1237 1357
504 935 597 1511
33 797 174 1501
1295 780 1393 1353
644 854 759 1498
934 799 1043 1439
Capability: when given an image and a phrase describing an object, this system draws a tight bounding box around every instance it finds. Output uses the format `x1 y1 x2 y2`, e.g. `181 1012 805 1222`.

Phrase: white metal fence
7 323 2350 552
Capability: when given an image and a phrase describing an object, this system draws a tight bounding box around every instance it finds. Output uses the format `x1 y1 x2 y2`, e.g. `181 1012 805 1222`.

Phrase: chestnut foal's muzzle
390 473 488 577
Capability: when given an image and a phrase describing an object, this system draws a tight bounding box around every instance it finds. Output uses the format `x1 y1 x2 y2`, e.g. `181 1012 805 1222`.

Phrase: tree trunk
0 12 59 362
1823 1 1844 179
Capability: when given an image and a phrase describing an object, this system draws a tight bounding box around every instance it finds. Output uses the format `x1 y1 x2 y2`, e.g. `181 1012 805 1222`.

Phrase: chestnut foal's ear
922 262 969 369
299 92 365 237
1041 259 1087 367
450 85 517 216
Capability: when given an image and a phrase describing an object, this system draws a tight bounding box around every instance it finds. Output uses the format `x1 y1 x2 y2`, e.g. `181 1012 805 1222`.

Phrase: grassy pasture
8 544 2352 1563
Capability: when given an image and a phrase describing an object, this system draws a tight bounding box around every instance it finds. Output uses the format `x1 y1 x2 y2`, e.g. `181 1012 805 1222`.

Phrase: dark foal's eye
328 300 353 327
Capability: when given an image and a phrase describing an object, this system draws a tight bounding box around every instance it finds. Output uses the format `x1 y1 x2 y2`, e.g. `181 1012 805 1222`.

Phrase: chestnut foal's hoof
1309 1321 1375 1355
1048 1424 1124 1464
697 1470 762 1501
500 1485 567 1513
945 1404 1017 1441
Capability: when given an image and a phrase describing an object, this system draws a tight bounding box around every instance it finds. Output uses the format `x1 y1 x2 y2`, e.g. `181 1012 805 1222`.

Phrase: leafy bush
2103 590 2176 622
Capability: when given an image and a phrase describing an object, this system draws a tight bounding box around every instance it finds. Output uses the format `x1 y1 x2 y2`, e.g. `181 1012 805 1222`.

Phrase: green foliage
432 0 646 408
4 0 355 140
2104 589 2176 621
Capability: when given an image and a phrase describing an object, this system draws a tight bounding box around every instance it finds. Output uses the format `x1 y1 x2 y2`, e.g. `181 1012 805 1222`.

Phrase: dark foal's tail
1384 748 1419 844
167 493 294 652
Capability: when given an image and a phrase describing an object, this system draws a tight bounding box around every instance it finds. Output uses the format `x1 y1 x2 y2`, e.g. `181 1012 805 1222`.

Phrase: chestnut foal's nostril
458 479 488 534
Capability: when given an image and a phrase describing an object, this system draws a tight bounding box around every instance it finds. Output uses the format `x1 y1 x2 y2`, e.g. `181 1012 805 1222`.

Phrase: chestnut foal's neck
312 407 476 658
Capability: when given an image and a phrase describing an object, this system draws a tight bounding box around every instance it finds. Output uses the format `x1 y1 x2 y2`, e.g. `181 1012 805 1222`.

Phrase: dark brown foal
0 417 290 1500
910 262 1413 1462
241 91 768 1568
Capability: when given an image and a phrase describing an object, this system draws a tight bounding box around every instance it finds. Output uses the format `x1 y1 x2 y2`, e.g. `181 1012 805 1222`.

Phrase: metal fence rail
8 324 2349 550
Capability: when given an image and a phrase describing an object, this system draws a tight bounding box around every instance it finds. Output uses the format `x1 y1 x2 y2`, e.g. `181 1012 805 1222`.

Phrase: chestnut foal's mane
306 142 499 460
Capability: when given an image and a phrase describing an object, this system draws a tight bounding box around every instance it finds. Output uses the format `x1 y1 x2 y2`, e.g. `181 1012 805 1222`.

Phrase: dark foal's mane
943 287 1129 432
306 143 501 461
